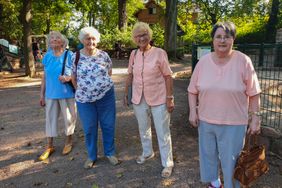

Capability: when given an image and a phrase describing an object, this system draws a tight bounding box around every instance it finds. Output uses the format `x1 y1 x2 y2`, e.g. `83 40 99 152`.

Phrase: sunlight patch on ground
112 68 127 75
0 160 39 181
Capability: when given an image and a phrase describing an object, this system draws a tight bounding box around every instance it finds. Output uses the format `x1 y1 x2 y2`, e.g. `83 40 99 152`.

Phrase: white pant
133 96 174 167
45 98 77 137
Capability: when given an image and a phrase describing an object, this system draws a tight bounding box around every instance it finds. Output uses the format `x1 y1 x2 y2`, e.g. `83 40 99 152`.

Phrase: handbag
127 49 138 106
233 134 269 186
61 49 75 92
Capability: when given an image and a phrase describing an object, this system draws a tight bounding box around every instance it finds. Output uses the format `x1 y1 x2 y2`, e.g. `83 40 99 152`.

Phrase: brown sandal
62 144 72 155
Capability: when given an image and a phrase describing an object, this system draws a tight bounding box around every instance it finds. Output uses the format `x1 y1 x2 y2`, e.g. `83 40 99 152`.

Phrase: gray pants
198 120 246 188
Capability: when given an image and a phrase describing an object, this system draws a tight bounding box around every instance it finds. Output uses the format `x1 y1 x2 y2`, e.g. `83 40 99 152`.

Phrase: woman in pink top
124 22 174 178
188 22 261 188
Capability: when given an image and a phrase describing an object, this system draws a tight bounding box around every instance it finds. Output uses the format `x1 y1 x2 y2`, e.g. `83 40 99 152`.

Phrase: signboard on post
0 39 9 47
197 46 211 60
9 44 18 54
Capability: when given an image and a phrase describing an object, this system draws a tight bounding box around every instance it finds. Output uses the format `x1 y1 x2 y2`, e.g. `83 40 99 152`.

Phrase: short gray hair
47 31 69 49
211 21 236 39
131 22 153 43
78 27 101 43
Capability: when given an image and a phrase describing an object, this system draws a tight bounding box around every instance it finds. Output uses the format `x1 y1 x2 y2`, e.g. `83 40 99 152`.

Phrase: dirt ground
0 59 281 188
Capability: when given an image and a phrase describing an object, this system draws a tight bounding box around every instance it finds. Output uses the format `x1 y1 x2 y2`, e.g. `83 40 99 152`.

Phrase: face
213 27 234 54
82 34 98 50
49 34 63 49
133 29 150 48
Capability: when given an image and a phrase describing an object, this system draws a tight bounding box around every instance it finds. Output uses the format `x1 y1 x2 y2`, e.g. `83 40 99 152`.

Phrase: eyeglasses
214 35 233 41
134 33 148 39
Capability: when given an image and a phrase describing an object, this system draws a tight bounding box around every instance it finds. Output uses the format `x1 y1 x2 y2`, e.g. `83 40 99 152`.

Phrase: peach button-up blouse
128 47 173 106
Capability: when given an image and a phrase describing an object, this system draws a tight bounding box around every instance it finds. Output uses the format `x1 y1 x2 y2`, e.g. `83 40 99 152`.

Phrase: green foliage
99 27 134 50
99 23 165 50
151 24 164 47
0 0 279 53
32 0 74 34
232 16 267 43
177 0 276 52
0 0 22 42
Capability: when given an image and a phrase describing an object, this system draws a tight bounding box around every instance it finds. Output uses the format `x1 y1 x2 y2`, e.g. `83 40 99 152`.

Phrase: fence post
259 43 264 67
192 43 198 72
274 43 282 67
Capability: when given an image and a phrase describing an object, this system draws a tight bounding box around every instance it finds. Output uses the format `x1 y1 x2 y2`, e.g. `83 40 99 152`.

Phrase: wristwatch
249 111 262 116
166 95 174 99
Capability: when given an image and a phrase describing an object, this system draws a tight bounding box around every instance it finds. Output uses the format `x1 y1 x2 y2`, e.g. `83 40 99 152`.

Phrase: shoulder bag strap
61 49 69 75
131 49 138 72
74 50 80 68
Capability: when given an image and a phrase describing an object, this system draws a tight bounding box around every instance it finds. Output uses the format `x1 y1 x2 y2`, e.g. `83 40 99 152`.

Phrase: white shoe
107 156 120 166
161 166 173 178
136 153 155 164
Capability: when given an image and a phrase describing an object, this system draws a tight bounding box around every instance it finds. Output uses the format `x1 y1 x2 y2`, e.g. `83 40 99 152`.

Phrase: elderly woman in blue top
71 27 119 168
39 31 77 161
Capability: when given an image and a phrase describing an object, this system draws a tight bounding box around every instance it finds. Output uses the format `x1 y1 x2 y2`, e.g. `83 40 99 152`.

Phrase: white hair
47 31 69 49
78 27 101 43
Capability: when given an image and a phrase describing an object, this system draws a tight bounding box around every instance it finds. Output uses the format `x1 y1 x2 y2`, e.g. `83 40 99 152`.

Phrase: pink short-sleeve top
188 50 261 125
128 47 173 106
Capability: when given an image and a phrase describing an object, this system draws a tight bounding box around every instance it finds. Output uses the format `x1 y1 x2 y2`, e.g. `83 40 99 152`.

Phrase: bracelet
166 95 174 99
249 111 262 116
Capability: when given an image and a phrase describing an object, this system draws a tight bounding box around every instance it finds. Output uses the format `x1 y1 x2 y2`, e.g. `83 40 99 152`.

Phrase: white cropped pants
133 96 174 168
45 98 77 137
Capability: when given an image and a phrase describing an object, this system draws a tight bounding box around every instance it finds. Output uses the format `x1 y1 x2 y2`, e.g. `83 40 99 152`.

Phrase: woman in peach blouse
124 22 174 178
188 21 261 188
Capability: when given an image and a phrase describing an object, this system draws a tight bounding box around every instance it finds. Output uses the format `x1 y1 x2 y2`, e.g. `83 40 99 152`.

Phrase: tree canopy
0 0 281 48
0 0 281 76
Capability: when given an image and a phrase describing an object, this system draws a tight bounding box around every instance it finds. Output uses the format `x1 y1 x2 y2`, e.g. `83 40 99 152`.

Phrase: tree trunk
20 0 35 77
46 13 51 34
265 0 280 42
118 0 127 31
164 0 177 59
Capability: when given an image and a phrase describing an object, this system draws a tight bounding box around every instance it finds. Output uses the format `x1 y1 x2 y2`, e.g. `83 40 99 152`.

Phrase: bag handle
243 134 258 151
61 49 69 75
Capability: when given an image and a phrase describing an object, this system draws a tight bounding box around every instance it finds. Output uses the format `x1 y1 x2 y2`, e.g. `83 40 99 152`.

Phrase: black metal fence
192 43 282 131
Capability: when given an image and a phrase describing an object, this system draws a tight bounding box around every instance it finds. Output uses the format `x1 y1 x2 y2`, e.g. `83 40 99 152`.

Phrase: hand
166 98 175 113
189 109 198 128
40 98 45 107
59 75 67 83
247 115 261 135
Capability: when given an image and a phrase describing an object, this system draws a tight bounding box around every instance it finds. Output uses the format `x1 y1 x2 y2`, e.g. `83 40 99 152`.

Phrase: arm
123 73 133 107
59 51 73 83
58 75 71 83
108 69 112 76
71 73 77 90
40 72 46 107
248 94 261 135
164 75 174 113
188 92 199 127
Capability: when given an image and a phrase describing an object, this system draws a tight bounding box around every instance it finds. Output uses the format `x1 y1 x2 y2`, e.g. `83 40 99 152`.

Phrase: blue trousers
198 120 246 188
77 87 116 161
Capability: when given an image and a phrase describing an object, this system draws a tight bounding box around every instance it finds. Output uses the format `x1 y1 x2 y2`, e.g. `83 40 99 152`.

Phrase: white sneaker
161 166 173 178
136 153 155 164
